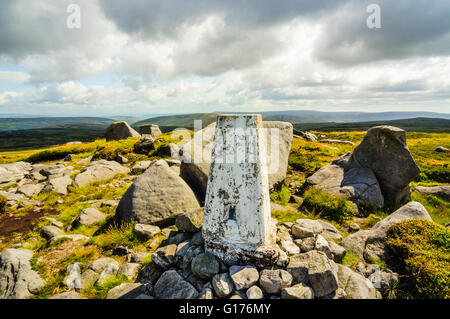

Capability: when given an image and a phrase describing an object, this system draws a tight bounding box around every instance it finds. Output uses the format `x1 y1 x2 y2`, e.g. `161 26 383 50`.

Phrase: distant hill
134 111 450 129
0 117 115 132
293 117 450 133
0 122 108 151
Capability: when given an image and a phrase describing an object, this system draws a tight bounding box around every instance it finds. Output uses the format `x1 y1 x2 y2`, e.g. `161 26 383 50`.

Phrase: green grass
82 274 129 299
87 222 142 250
341 251 360 269
386 219 450 299
411 192 450 226
271 210 306 225
270 184 291 206
301 188 355 223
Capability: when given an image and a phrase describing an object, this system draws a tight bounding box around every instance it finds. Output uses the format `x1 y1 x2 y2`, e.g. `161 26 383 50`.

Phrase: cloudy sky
0 0 449 116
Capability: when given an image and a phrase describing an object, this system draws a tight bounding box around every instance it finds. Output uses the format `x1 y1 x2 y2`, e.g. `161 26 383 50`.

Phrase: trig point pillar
202 114 278 266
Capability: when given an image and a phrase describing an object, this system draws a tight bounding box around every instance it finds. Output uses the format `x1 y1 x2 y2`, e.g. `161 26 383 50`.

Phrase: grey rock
153 270 198 299
305 152 384 208
291 219 323 239
320 139 354 145
229 266 260 291
118 263 141 280
96 263 119 286
152 245 177 269
138 124 162 138
114 155 129 164
295 237 316 253
18 200 43 208
349 223 361 232
341 230 370 260
175 208 203 233
317 220 343 241
352 126 420 207
434 146 449 153
116 160 200 225
212 273 234 297
17 183 44 198
364 201 431 262
191 253 219 279
281 283 314 299
0 249 45 299
50 234 90 243
294 130 317 142
415 185 450 201
72 208 106 228
40 225 63 241
106 283 147 299
130 252 152 264
133 224 161 241
80 269 100 289
199 288 213 299
287 250 339 297
246 285 263 299
105 121 140 141
315 235 333 259
48 175 72 195
131 160 152 174
328 241 347 263
0 162 32 184
63 263 81 290
280 239 300 255
133 137 155 155
190 231 204 246
50 291 86 299
259 269 292 295
89 257 119 274
337 264 380 299
73 160 130 187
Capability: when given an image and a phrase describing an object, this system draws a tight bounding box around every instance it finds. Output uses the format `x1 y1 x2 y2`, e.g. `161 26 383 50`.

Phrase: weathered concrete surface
202 115 277 266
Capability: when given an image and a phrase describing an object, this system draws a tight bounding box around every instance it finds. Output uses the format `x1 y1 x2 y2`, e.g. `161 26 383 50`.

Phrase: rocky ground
0 122 448 299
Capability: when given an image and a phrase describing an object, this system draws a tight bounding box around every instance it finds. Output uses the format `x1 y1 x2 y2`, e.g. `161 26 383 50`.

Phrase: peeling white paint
202 114 278 265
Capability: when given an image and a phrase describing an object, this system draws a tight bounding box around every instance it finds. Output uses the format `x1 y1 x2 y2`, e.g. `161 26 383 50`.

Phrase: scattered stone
131 160 152 175
175 208 203 233
337 264 380 299
73 160 130 187
80 269 100 289
291 219 323 239
246 285 263 299
114 155 129 164
191 253 220 279
229 266 260 291
130 252 152 264
320 139 354 145
349 223 361 232
40 225 63 241
118 263 141 280
133 224 161 241
199 288 213 299
50 234 90 243
280 239 300 255
116 160 200 225
17 183 44 198
341 230 370 260
135 294 154 299
315 235 333 259
76 156 93 165
106 283 147 299
48 175 72 195
18 200 44 208
50 291 85 299
294 130 317 142
317 220 343 241
138 124 162 138
97 263 119 286
281 283 314 299
328 241 346 263
0 249 45 299
287 250 338 297
89 257 119 274
64 154 74 162
105 121 141 141
190 231 204 246
153 270 198 299
259 269 292 295
152 245 177 269
415 185 450 201
72 208 106 228
434 146 449 153
295 237 316 252
212 273 234 298
101 200 119 207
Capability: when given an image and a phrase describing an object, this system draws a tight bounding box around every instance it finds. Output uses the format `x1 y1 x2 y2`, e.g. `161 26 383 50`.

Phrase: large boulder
179 121 293 202
105 121 141 141
175 208 203 233
363 201 431 263
138 124 162 138
115 160 200 225
259 269 293 295
305 152 384 208
73 160 130 187
153 270 198 299
352 126 420 207
0 249 45 299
